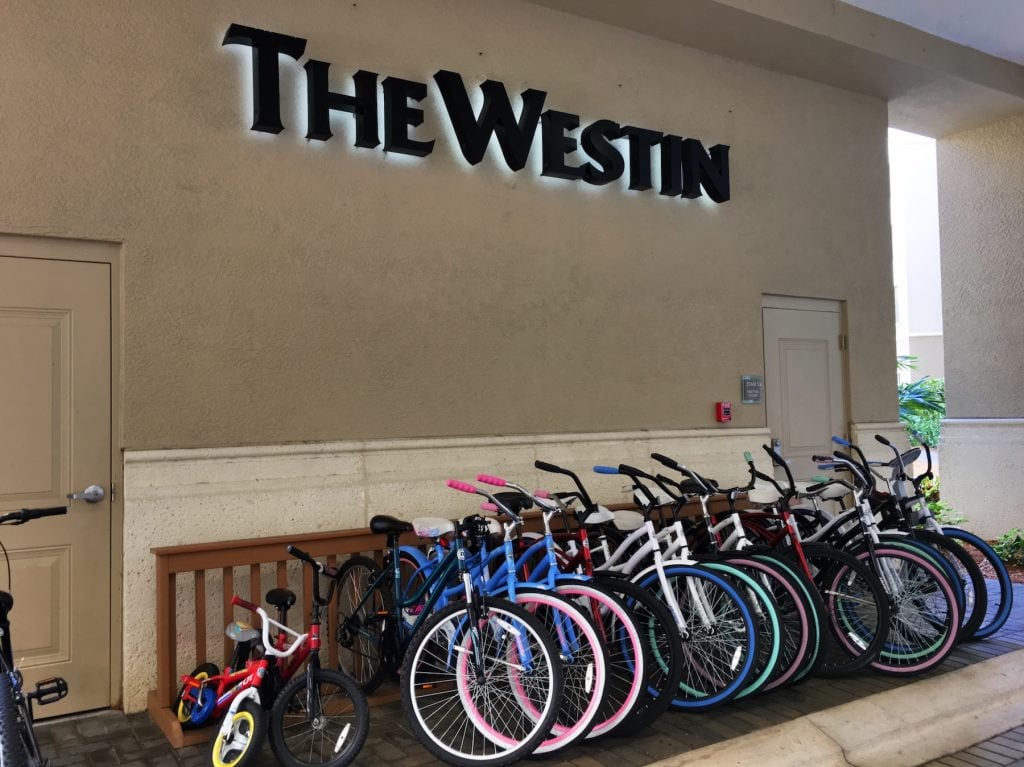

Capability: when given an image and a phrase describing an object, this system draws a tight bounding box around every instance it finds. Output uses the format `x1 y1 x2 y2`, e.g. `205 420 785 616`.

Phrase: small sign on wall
741 375 763 404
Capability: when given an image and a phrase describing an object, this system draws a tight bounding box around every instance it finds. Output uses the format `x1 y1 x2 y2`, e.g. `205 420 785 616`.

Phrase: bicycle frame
179 595 312 736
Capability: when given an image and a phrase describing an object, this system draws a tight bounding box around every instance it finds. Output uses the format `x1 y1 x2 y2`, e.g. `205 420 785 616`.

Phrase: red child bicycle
174 546 368 767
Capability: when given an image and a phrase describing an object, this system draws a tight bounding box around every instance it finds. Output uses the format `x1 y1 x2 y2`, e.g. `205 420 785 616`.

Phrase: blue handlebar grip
831 435 851 447
593 465 619 475
743 451 753 463
817 463 839 470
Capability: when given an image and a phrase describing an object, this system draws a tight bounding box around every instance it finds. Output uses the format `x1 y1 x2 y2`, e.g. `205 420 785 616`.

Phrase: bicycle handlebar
762 444 795 491
650 452 680 471
535 460 595 510
0 507 67 526
231 594 259 612
476 474 507 487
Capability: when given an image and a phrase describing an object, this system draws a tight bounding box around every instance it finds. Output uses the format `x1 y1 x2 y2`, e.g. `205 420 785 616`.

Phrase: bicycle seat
370 515 414 535
225 621 260 643
413 517 455 538
266 588 296 610
612 509 644 531
582 506 615 526
794 480 847 500
494 492 533 514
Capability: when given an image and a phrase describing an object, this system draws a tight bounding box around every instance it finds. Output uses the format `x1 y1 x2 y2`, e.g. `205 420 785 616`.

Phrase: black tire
590 575 683 735
208 699 266 767
0 673 28 767
173 662 220 730
798 543 891 677
268 667 369 767
941 527 1014 640
334 555 392 693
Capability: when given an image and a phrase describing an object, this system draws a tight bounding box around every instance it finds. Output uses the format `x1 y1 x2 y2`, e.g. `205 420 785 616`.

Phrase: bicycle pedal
29 677 68 705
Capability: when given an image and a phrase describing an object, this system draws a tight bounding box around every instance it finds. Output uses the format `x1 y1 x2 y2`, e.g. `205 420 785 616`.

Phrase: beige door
0 255 111 715
762 298 846 481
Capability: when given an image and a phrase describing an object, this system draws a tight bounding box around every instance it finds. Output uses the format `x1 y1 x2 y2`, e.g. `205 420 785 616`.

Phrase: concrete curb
648 647 1024 767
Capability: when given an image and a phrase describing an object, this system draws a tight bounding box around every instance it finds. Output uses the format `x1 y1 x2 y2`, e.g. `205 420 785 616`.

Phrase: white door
762 298 846 481
0 255 111 715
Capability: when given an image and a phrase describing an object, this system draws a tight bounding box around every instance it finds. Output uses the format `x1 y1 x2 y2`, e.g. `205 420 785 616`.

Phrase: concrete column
937 113 1024 539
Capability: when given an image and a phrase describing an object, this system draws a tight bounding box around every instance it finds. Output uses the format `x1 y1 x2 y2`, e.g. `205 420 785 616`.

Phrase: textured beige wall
937 114 1024 417
0 0 895 449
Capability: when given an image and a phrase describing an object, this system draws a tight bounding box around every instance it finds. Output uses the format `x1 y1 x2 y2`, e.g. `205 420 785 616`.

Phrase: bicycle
0 506 70 767
335 514 564 765
269 546 369 767
527 460 762 710
176 546 368 767
864 433 1011 641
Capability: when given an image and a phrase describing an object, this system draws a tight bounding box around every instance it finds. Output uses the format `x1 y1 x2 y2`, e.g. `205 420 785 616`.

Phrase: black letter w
434 70 546 172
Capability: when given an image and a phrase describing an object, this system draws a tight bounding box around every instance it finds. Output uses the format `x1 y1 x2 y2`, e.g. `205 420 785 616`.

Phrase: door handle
67 484 105 504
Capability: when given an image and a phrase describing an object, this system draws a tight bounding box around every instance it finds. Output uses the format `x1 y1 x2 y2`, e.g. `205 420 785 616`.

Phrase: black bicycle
0 506 70 767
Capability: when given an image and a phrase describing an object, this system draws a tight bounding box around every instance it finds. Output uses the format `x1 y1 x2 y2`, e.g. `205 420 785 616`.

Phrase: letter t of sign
222 24 308 134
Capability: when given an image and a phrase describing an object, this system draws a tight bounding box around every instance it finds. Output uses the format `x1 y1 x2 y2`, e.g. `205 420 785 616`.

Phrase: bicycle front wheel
635 564 759 711
800 543 890 677
942 527 1014 640
268 667 369 767
401 600 563 766
863 546 959 675
210 699 266 767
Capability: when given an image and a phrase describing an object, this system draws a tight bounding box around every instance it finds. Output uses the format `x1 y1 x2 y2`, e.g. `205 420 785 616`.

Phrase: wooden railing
147 526 408 747
147 498 728 747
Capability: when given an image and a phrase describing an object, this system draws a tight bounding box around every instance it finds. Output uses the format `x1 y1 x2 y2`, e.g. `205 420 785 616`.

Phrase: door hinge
838 334 848 351
110 481 116 502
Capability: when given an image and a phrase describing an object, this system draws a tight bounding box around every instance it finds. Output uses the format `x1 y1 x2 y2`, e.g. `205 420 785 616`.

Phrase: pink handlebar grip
534 490 550 499
447 479 478 494
480 502 499 512
476 474 507 486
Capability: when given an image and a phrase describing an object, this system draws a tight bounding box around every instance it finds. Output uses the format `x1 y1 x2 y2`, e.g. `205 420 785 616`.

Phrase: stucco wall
937 113 1024 418
0 0 896 450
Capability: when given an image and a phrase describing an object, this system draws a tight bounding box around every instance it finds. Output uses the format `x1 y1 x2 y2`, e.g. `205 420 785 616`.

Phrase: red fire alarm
715 401 732 423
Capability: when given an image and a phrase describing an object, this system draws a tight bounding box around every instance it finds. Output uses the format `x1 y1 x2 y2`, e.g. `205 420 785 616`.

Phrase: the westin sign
223 23 731 203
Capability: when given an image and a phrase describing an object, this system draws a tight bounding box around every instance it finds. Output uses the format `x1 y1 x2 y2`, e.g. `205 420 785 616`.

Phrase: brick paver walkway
35 583 1024 766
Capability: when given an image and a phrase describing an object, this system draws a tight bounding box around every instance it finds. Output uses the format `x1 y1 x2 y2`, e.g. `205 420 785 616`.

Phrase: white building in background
890 128 945 381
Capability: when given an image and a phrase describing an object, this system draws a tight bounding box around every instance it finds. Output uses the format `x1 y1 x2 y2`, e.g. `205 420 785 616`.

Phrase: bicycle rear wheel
401 600 563 766
335 555 392 693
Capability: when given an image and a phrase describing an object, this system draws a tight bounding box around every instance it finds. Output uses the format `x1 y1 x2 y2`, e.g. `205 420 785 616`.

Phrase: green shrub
920 476 965 525
897 355 944 447
993 528 1024 568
